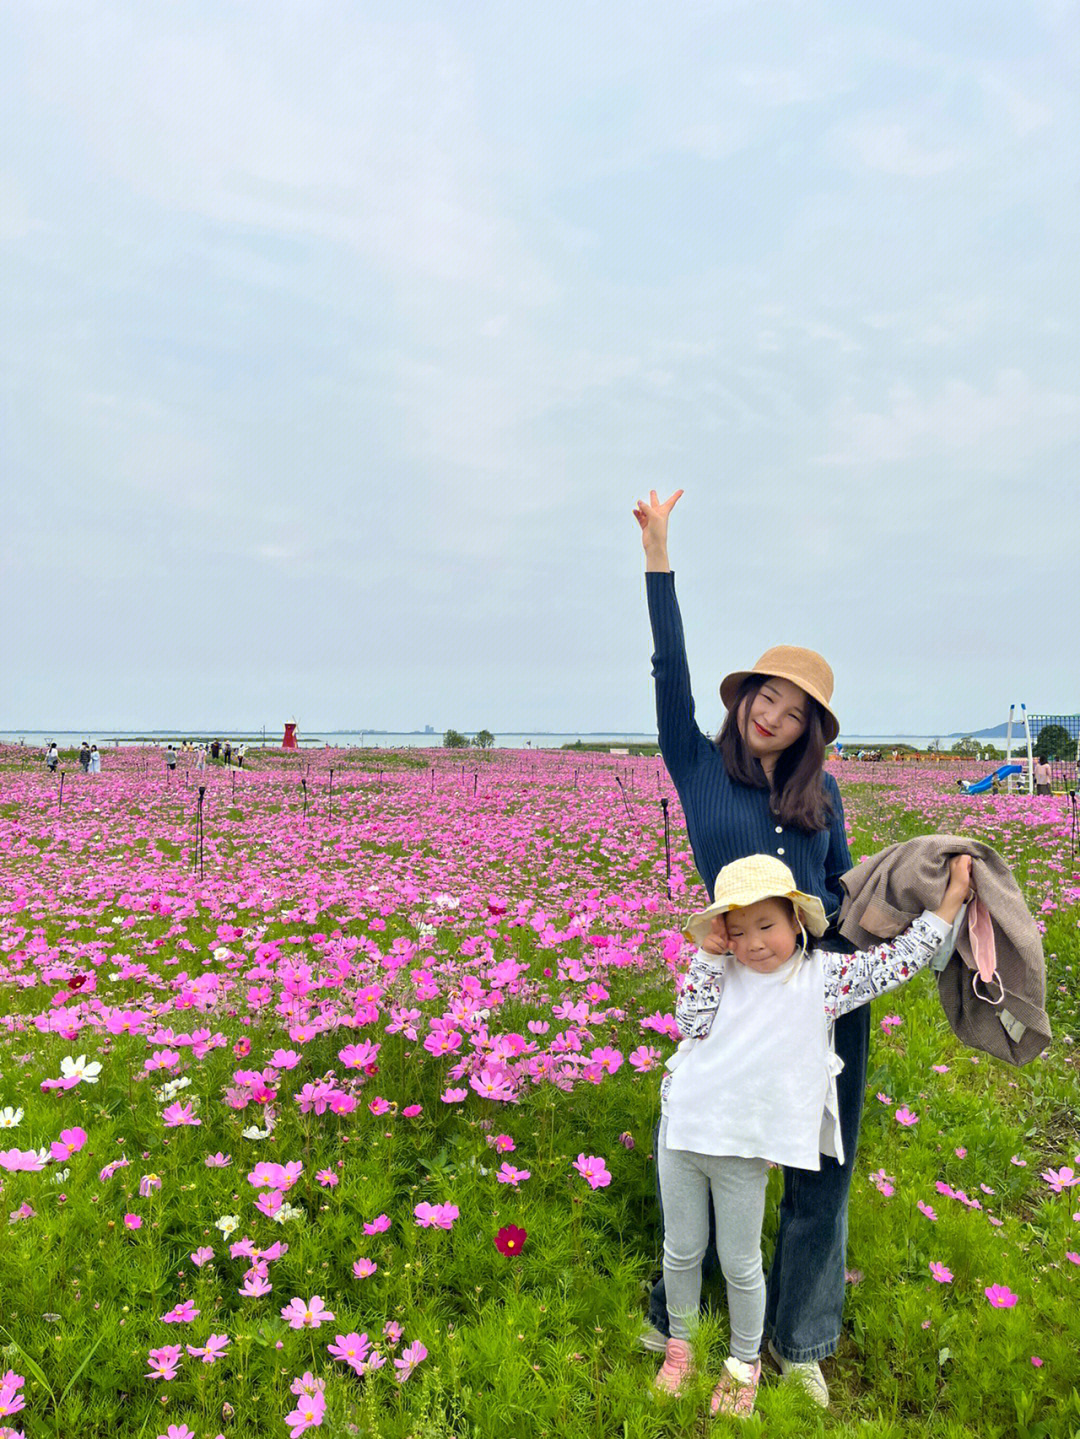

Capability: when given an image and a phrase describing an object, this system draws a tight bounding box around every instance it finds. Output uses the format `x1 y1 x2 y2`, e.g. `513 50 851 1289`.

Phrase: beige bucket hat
683 855 829 948
720 645 840 745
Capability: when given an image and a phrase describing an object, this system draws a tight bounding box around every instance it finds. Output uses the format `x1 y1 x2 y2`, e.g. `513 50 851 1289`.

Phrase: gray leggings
658 1116 768 1361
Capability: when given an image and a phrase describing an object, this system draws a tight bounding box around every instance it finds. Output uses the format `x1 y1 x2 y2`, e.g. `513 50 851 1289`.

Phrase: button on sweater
647 570 851 921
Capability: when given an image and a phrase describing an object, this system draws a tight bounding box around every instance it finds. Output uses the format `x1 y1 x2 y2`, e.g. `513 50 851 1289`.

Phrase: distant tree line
443 729 495 750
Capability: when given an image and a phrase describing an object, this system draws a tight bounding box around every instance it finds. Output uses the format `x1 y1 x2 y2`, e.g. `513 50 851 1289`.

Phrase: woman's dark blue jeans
648 1001 871 1362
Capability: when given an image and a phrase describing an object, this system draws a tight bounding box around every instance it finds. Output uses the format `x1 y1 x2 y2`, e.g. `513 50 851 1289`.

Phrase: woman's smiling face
740 677 809 769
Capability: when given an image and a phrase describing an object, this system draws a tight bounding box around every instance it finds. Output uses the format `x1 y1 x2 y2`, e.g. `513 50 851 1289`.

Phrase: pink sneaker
710 1355 761 1417
654 1337 694 1395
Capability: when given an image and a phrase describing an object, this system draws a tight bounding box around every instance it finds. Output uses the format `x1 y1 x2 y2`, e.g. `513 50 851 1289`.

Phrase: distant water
0 729 658 753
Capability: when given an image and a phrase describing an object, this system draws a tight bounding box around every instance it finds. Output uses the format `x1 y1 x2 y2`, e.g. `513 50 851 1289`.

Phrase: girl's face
740 678 809 767
719 899 801 973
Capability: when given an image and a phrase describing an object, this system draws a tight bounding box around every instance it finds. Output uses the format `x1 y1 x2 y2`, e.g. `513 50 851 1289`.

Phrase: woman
634 489 860 1409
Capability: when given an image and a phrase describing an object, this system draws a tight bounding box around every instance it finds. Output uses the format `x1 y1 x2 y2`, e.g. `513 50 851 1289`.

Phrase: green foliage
443 729 469 749
1034 723 1072 760
473 730 495 750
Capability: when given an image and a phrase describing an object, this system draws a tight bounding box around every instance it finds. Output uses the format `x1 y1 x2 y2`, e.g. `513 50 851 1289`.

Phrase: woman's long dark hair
716 674 833 832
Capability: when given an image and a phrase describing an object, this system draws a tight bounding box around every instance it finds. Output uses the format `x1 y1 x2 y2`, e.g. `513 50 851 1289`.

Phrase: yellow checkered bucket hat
684 854 828 948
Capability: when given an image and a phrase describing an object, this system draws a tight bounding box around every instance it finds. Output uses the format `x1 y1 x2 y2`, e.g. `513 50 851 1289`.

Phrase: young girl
655 850 973 1416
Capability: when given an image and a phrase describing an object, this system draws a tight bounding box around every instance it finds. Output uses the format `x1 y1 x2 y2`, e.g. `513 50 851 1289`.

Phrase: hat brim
684 888 829 949
720 669 840 745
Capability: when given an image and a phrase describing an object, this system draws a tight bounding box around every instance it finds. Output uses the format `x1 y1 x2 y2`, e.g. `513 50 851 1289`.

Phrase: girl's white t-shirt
662 950 843 1170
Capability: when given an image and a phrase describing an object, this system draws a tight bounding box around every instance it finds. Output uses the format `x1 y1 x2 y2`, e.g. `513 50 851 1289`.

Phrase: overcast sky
3 1 1077 736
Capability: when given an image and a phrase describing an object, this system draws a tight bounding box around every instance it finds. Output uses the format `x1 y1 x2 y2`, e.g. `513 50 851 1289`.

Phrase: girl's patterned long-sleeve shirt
673 912 950 1043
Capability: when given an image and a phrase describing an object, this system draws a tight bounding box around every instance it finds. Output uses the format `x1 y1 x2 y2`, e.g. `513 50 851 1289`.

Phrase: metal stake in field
614 773 632 818
1070 787 1078 862
301 777 308 824
194 785 206 881
328 767 334 821
661 796 672 900
58 769 65 811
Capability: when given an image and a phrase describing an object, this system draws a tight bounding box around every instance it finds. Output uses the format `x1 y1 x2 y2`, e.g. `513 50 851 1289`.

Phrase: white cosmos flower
214 1214 240 1236
0 1107 24 1129
241 1124 272 1141
272 1202 304 1225
60 1055 102 1084
51 1167 70 1185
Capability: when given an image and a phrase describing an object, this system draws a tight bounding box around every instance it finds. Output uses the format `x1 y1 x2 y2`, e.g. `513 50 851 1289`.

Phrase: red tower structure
282 723 298 751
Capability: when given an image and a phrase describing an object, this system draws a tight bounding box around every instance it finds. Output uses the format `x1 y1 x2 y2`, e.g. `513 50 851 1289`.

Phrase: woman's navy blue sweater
647 570 851 923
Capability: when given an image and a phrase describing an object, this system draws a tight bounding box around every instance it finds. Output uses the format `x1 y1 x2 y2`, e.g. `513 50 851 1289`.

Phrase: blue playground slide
961 763 1023 795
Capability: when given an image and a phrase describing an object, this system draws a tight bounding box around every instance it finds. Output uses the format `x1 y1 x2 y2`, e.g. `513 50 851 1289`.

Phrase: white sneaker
638 1322 669 1353
767 1340 829 1408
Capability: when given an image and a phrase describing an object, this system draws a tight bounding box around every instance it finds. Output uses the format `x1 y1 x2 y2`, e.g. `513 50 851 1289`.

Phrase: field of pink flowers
0 745 1077 1439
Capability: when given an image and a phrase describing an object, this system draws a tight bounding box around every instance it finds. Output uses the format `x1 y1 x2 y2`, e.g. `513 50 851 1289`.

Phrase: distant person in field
634 488 856 1409
653 853 973 1415
237 742 246 768
45 742 59 772
166 744 177 772
88 744 101 776
195 745 207 773
79 741 91 773
210 739 220 760
223 741 232 767
1033 756 1052 795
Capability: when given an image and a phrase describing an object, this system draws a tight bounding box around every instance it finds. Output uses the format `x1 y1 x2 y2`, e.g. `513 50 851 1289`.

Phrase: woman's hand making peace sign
633 489 683 571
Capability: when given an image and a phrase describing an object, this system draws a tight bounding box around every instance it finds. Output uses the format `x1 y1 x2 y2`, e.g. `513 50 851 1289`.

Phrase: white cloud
817 370 1080 470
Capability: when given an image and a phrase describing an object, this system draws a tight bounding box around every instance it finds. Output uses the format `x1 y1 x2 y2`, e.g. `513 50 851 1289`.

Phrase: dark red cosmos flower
494 1224 527 1257
67 975 89 991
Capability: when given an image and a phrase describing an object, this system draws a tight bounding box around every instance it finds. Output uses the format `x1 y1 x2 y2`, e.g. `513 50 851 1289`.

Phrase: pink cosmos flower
627 1045 662 1072
161 1302 199 1324
1065 1251 1080 1265
146 1345 183 1381
204 1152 231 1167
394 1339 428 1383
1031 1356 1043 1368
402 1104 423 1118
0 1149 45 1173
984 1284 1018 1308
139 1174 162 1197
353 1257 377 1278
281 1295 335 1329
186 1334 230 1364
931 1064 950 1074
161 1102 201 1128
368 1096 391 1115
124 1213 142 1230
327 1331 371 1374
1041 1166 1079 1193
283 1387 326 1438
573 1154 612 1189
240 1272 272 1298
49 1127 88 1162
441 1088 467 1103
496 1163 531 1188
315 1170 339 1188
894 1107 919 1127
929 1262 953 1283
870 1168 895 1197
363 1214 390 1235
190 1247 214 1267
156 1425 197 1439
488 1134 515 1153
917 1202 938 1222
955 1147 967 1158
414 1202 459 1230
